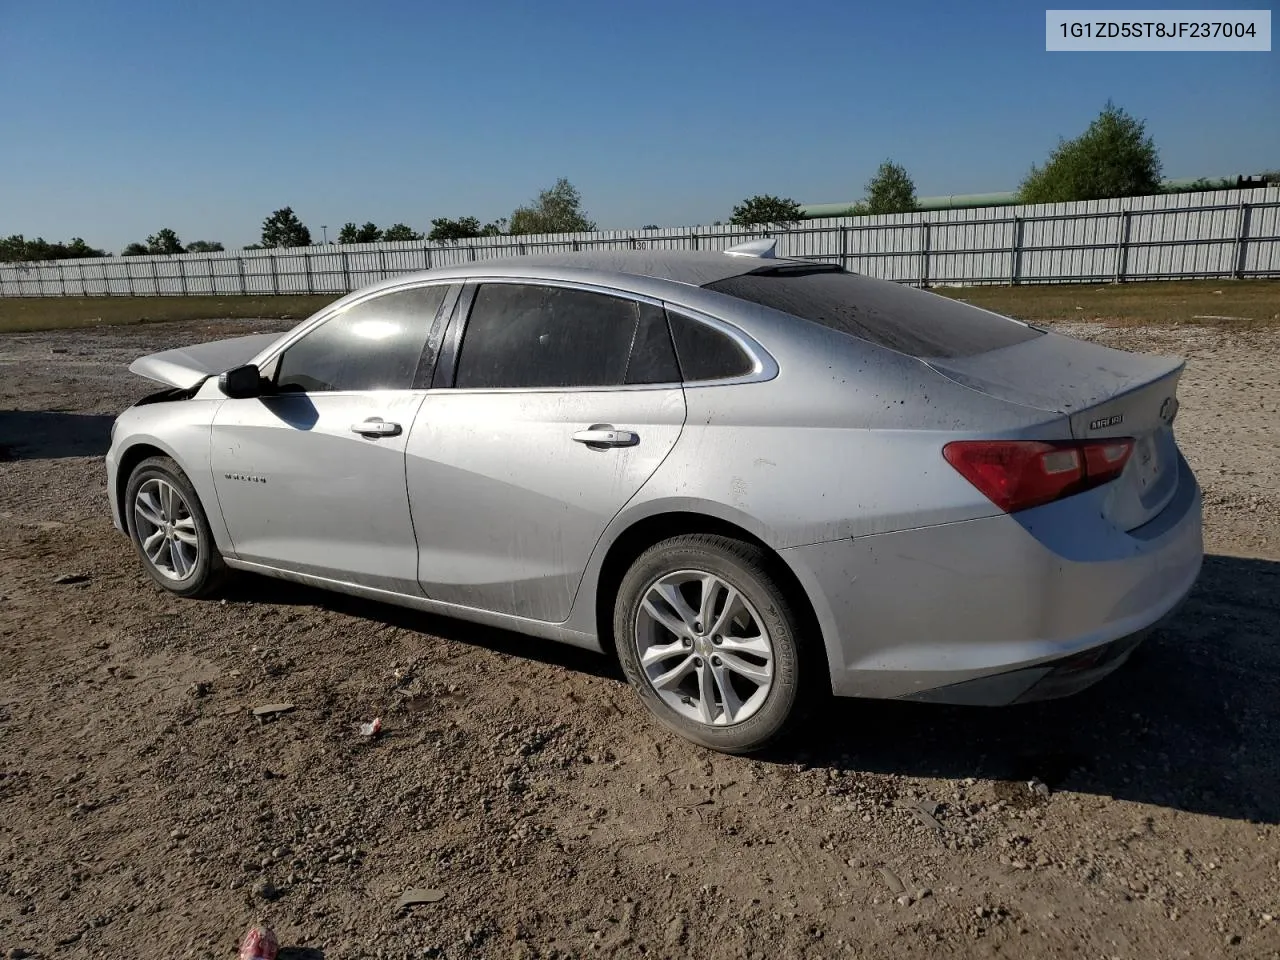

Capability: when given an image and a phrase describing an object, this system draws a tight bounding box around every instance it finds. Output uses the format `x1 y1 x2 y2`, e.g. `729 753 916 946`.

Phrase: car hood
128 333 285 390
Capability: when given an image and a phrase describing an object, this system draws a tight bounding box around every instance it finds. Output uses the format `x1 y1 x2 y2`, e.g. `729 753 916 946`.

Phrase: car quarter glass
275 283 448 392
666 309 755 381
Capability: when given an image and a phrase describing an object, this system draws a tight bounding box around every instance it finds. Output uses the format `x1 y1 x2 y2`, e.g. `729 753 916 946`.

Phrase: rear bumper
781 452 1203 703
901 619 1160 706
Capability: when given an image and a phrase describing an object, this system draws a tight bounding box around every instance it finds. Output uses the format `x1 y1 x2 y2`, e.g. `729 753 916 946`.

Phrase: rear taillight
943 439 1134 513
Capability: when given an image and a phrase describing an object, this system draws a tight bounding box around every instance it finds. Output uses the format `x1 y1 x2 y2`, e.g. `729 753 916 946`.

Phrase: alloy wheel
634 569 775 726
133 477 200 581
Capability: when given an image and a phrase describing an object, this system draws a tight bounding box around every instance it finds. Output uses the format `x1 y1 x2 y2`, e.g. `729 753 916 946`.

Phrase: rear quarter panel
630 322 1064 549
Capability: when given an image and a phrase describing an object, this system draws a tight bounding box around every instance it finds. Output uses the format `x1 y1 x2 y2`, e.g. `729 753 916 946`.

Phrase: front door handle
351 417 401 438
573 425 639 448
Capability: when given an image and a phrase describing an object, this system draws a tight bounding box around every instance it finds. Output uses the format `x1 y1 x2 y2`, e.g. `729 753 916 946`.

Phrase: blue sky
2 0 1275 251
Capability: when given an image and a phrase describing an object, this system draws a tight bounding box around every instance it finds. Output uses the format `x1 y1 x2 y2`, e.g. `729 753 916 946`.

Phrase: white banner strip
1046 10 1271 51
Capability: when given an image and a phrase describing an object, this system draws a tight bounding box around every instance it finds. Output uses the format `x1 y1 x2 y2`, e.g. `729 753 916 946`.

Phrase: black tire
613 533 811 754
124 455 227 599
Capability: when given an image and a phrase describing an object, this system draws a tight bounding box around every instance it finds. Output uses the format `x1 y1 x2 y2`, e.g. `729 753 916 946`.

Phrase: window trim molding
441 276 778 394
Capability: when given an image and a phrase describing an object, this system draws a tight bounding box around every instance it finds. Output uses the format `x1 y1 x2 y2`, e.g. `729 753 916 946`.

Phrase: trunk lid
925 331 1185 530
128 333 284 390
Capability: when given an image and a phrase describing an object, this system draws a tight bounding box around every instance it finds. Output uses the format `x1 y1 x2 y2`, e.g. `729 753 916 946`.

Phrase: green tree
0 235 24 261
428 216 482 242
427 216 506 241
382 223 422 241
508 178 596 235
121 242 148 256
729 195 803 228
1019 102 1162 204
862 160 918 214
63 238 106 258
1 235 108 261
261 207 312 248
146 228 184 254
185 240 224 252
337 221 388 243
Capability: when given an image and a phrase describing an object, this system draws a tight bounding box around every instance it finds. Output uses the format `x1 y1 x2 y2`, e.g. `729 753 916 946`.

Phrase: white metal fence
2 187 1277 297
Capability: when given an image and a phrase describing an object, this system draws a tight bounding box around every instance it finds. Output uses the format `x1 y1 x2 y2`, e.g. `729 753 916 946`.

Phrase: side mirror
218 363 264 399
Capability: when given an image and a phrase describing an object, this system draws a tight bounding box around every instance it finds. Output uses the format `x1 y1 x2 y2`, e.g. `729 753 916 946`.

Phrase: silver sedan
106 243 1203 753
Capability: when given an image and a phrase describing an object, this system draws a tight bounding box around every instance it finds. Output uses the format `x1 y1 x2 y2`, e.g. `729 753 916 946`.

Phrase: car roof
363 248 818 291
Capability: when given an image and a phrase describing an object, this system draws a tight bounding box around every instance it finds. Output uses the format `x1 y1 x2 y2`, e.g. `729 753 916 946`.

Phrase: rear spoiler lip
922 330 1185 416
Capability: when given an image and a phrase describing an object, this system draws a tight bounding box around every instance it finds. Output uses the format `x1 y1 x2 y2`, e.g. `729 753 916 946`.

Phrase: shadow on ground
0 410 114 460
221 575 624 685
223 553 1279 825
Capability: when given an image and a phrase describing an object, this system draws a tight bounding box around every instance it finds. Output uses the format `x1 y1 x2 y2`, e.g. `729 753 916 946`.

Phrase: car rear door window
625 302 681 384
455 284 679 389
275 284 447 393
667 311 755 381
703 266 1043 359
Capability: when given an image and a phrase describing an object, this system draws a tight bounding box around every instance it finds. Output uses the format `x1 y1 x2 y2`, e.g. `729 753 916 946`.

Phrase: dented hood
128 333 284 390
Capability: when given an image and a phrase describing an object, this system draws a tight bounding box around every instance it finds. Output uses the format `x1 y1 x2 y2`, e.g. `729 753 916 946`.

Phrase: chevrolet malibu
106 243 1203 753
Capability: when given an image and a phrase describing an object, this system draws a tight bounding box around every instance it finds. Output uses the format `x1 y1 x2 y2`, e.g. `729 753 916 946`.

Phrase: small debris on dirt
52 573 90 585
905 799 945 831
1027 777 1051 798
878 867 906 895
252 704 295 722
398 888 446 908
238 923 279 960
188 681 212 698
251 879 281 901
359 717 383 738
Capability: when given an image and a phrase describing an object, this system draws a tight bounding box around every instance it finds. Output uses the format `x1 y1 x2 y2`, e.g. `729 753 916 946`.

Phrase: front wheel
613 534 808 754
124 455 226 598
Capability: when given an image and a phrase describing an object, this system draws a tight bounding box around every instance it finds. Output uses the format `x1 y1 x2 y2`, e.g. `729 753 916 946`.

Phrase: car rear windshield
703 266 1043 358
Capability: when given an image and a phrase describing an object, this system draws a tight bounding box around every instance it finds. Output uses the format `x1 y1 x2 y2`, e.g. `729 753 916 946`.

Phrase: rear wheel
613 534 807 753
124 456 226 598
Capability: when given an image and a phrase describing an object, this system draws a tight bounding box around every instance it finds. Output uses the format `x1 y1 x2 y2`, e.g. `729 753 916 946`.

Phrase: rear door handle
350 417 401 438
573 425 639 448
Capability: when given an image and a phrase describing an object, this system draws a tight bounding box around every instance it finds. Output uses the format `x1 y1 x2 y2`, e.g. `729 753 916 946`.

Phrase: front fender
107 399 231 554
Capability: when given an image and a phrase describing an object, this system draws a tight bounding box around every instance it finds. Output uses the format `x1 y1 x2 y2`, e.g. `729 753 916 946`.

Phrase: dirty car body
107 248 1203 746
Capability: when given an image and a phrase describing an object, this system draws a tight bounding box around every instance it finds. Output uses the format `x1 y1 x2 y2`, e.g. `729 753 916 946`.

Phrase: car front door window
275 284 448 393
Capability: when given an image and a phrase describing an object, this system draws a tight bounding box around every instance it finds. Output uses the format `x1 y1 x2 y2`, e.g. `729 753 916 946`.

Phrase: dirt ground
1 317 1278 960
